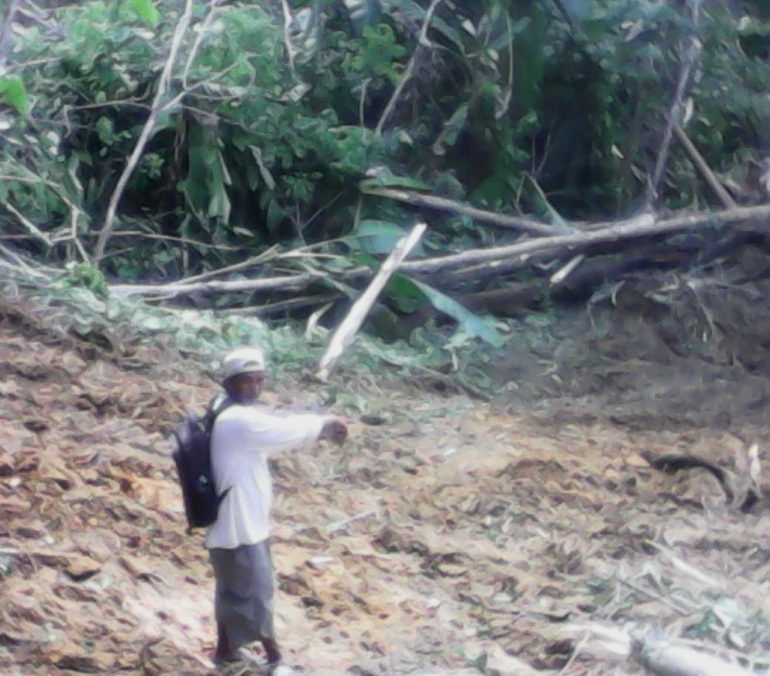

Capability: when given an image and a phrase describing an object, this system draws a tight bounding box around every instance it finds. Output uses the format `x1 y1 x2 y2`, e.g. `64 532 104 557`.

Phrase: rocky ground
2 293 770 676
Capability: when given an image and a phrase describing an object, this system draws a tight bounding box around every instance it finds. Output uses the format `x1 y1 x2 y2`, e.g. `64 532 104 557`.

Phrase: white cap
221 346 266 381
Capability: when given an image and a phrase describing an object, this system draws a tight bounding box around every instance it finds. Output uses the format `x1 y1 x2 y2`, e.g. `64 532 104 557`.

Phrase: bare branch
1 200 52 247
673 122 737 208
93 0 195 266
109 271 327 298
375 0 444 135
361 185 572 235
182 1 223 88
649 1 703 204
108 204 770 300
400 204 770 277
280 0 297 72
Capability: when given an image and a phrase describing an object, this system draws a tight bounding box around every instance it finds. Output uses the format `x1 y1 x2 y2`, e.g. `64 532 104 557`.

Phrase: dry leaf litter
2 298 770 676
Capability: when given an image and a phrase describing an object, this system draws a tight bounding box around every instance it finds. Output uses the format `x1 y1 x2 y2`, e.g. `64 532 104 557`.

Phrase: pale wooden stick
109 271 325 297
673 123 737 208
315 222 427 381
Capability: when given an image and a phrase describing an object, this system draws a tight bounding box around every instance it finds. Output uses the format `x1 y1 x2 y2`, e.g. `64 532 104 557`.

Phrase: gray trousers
209 540 275 650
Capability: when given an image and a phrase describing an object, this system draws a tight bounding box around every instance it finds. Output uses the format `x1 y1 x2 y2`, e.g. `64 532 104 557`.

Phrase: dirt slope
2 298 770 676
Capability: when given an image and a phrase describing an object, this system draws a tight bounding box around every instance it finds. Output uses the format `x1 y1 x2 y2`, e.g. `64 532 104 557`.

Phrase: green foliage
61 263 109 299
345 219 426 256
129 0 159 28
396 276 505 348
347 24 407 84
1 0 768 289
0 76 27 115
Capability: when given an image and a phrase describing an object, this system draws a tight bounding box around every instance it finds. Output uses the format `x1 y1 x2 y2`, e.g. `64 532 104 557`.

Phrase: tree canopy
1 0 769 333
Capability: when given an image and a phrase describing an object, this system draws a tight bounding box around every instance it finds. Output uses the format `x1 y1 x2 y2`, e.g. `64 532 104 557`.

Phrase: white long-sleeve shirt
205 399 329 550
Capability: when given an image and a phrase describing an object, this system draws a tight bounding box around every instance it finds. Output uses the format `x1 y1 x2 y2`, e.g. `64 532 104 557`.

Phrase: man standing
205 346 348 673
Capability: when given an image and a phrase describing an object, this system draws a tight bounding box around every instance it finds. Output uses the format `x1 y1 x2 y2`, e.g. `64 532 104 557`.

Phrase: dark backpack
171 396 234 534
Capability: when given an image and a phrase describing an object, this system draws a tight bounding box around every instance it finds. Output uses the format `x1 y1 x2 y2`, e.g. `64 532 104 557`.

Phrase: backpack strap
204 394 234 434
205 394 237 505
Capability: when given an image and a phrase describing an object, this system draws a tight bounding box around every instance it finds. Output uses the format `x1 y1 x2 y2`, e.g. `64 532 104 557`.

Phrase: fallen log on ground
108 204 770 300
396 204 770 277
633 637 755 676
564 623 757 676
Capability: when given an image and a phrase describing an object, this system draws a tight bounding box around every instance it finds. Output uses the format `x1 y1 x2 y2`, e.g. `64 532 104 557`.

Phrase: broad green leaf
488 18 532 53
249 146 276 191
208 186 231 222
0 76 28 115
431 16 466 53
383 274 423 314
432 103 468 156
561 0 592 22
395 275 504 348
96 117 115 145
526 175 571 232
346 220 426 256
130 0 159 28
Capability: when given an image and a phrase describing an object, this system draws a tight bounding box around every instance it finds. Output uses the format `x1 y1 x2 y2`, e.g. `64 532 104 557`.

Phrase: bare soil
2 291 770 676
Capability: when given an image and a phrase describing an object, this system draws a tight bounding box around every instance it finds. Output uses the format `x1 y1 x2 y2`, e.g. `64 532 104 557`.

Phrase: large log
396 204 770 276
108 205 770 299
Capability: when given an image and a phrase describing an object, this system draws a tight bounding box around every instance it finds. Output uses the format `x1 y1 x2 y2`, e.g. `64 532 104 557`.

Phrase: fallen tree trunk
633 638 754 676
109 204 770 300
564 624 757 676
396 204 770 276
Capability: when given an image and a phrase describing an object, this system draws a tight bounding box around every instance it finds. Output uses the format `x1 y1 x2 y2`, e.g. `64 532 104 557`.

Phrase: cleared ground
2 296 770 676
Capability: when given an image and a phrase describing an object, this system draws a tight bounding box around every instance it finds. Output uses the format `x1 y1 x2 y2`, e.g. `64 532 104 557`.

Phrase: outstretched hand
321 417 348 445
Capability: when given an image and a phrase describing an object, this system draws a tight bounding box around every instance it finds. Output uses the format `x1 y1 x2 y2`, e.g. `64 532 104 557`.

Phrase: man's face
226 371 265 403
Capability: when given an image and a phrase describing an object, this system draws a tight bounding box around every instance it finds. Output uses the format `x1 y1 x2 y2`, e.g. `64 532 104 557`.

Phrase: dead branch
279 0 298 72
108 204 770 299
673 123 737 208
218 292 340 317
375 0 444 135
363 186 569 236
565 623 755 676
649 2 703 204
633 636 754 676
93 0 237 266
93 0 195 266
173 248 281 285
395 203 770 277
181 1 222 88
109 271 326 298
316 222 427 381
1 200 52 247
0 242 51 279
